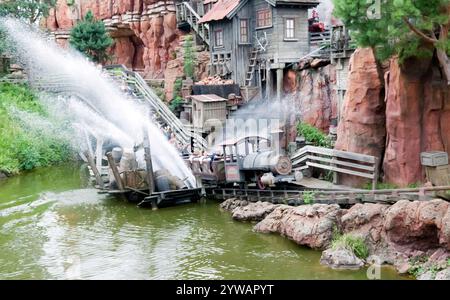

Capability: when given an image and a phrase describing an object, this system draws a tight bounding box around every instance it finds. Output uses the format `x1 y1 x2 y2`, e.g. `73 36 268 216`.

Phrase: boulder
384 200 450 250
320 248 365 270
254 204 342 249
219 198 248 212
232 202 278 222
417 271 435 280
341 203 389 248
435 268 450 280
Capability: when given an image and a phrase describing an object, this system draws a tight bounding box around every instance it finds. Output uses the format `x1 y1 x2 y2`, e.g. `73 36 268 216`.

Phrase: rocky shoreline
220 198 450 280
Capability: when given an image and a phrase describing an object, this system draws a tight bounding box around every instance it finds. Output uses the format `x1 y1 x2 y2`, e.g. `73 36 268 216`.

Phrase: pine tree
0 0 56 24
69 10 113 64
333 0 450 84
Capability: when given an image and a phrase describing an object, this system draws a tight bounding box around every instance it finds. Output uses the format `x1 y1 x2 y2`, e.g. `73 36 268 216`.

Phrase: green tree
183 35 196 79
0 0 56 24
69 10 113 64
333 0 450 84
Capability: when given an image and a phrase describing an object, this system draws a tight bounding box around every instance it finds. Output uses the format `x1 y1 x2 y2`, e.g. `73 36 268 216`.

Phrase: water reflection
0 164 406 280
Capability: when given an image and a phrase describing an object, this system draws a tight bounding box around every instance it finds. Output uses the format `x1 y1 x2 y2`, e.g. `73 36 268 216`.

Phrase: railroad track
206 185 450 206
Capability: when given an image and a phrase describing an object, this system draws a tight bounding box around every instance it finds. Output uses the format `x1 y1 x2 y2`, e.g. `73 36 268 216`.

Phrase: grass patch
331 233 369 259
363 182 398 190
0 83 72 175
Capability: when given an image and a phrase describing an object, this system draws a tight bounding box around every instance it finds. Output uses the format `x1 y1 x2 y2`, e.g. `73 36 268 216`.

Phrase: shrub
302 191 316 204
169 96 184 112
0 83 73 175
331 233 369 259
183 35 196 79
297 122 332 148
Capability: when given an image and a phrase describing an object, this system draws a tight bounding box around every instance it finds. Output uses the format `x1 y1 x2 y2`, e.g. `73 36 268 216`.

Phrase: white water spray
0 18 196 187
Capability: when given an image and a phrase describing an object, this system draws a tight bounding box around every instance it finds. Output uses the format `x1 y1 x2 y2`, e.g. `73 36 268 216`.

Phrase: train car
187 135 295 189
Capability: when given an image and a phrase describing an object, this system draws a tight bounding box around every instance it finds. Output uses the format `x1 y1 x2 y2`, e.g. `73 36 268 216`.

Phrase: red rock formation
288 63 336 133
44 0 209 101
334 48 386 187
254 204 343 249
383 57 450 186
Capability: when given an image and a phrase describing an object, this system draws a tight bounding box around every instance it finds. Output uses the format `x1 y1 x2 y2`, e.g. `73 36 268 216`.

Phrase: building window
214 29 223 47
240 19 249 43
285 18 295 39
256 8 272 28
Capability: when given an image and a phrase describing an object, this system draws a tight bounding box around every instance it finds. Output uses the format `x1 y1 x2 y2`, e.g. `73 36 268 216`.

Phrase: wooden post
372 157 379 191
106 152 124 190
96 137 103 175
85 151 104 189
143 128 155 195
276 68 284 101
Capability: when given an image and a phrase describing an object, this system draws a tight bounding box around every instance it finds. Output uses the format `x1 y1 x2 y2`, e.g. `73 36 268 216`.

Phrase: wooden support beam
106 152 124 191
86 151 104 189
143 128 155 195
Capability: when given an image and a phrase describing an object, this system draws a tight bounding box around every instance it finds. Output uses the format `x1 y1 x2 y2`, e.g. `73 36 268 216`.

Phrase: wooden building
198 0 319 100
191 94 228 133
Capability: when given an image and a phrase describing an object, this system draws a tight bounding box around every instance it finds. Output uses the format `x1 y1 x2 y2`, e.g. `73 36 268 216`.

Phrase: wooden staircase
175 2 210 47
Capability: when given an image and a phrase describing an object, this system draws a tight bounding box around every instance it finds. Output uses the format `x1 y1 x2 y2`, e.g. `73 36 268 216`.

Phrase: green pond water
0 163 407 280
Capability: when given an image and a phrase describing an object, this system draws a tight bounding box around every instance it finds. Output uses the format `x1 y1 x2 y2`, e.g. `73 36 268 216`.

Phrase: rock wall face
334 48 449 187
44 0 209 100
334 48 386 186
286 60 337 133
383 57 450 186
45 0 180 78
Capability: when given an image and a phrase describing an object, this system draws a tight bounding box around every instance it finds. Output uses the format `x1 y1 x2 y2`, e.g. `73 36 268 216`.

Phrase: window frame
214 29 224 48
284 17 296 40
256 8 272 29
239 18 250 44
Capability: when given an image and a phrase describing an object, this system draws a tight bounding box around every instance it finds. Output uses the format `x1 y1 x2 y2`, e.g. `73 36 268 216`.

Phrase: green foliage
297 122 332 148
0 0 56 23
302 191 316 204
0 83 72 175
333 0 450 63
173 78 183 97
363 182 398 190
69 10 113 64
169 96 184 112
183 35 196 79
331 233 369 259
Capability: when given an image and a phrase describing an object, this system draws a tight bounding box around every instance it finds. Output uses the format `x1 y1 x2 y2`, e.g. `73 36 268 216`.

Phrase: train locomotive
185 135 295 189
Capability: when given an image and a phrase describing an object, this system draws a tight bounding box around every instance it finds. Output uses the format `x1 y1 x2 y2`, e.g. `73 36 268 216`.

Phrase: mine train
92 134 294 208
185 135 295 189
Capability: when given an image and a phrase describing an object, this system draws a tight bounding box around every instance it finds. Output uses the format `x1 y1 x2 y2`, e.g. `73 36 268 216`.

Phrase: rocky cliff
44 0 208 100
335 48 449 187
221 198 450 278
284 60 337 133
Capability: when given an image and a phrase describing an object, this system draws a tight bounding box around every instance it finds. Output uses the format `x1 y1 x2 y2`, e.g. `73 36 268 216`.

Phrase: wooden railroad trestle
207 186 450 206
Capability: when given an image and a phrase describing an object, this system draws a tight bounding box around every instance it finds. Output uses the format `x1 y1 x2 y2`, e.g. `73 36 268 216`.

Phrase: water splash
0 18 195 187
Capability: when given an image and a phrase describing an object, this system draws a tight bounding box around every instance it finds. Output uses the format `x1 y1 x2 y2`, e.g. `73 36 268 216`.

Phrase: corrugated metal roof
191 94 227 103
266 0 320 5
200 0 319 23
199 0 241 23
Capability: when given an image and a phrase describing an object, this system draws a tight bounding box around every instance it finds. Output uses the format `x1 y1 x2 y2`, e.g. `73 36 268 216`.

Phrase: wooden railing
105 65 208 151
176 2 210 47
291 146 379 190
